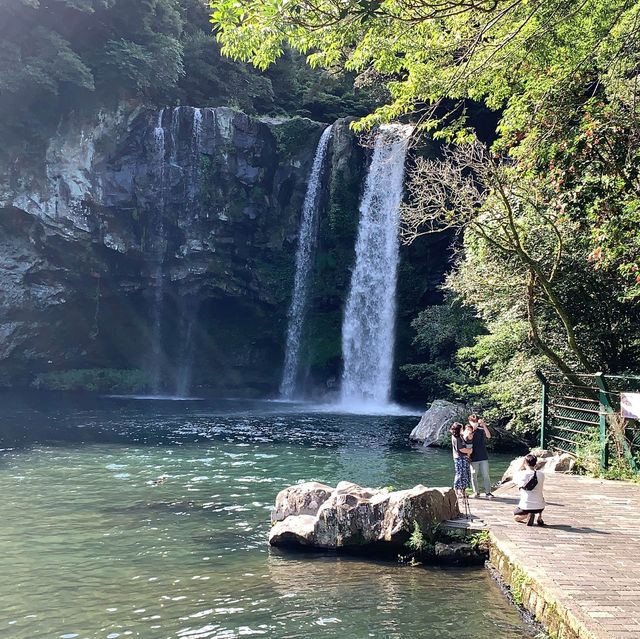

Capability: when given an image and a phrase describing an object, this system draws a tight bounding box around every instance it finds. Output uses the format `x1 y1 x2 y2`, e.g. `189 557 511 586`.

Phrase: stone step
440 516 489 531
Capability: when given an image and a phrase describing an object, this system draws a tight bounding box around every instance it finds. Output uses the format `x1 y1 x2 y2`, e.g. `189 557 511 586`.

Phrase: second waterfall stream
279 124 334 399
340 124 413 409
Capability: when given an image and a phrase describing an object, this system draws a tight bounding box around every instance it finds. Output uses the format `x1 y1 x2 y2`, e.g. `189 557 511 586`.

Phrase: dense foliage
400 302 484 402
0 0 377 154
213 0 640 435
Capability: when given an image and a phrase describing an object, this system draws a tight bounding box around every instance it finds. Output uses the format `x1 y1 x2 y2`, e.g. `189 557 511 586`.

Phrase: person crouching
513 453 546 526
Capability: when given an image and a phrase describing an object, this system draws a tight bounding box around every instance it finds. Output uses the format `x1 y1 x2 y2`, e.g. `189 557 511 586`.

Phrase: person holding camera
468 414 494 498
513 453 546 526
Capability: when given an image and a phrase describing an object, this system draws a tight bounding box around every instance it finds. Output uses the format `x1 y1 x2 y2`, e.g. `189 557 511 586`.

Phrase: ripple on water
0 395 529 639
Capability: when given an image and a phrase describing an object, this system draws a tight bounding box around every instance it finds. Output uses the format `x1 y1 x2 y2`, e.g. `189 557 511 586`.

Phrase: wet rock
546 453 576 473
434 541 487 565
269 482 459 551
409 400 468 445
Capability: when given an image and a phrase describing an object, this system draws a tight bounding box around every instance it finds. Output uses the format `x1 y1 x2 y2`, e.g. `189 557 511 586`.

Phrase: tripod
458 489 471 519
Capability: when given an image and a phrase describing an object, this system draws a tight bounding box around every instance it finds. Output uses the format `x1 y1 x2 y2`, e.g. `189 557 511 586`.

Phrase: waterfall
150 108 167 395
152 109 166 185
188 108 202 201
170 106 181 165
175 300 197 398
146 107 208 396
340 124 413 407
279 124 333 399
172 108 204 397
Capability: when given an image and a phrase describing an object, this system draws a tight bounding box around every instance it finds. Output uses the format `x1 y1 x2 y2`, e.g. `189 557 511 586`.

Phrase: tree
400 300 485 401
212 0 635 124
0 0 186 150
402 142 598 379
0 0 379 157
212 0 640 298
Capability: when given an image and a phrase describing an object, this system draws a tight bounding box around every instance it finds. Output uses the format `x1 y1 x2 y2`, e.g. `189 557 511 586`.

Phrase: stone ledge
489 537 596 639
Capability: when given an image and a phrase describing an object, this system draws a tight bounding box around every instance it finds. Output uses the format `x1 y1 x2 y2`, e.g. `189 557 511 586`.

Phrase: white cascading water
153 109 166 161
147 107 208 396
173 108 204 397
150 108 167 395
170 106 181 165
340 124 413 409
279 124 333 399
189 107 203 201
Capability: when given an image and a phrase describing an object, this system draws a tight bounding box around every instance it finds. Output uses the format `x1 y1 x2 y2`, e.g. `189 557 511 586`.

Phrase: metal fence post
535 370 548 450
594 372 609 470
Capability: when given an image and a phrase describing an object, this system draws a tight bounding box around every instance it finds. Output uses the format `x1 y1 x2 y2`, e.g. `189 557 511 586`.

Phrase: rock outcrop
269 480 459 551
0 106 356 393
272 481 335 521
434 541 487 565
409 400 468 445
500 449 576 483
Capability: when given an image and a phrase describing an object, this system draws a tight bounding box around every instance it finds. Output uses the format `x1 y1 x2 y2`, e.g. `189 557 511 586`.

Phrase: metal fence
537 371 640 473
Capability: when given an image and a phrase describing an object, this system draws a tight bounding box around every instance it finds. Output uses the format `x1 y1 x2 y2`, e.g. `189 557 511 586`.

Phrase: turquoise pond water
0 393 531 639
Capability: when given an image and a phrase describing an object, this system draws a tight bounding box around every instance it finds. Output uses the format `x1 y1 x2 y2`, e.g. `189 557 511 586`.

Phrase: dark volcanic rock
434 541 487 566
409 400 468 445
0 106 333 393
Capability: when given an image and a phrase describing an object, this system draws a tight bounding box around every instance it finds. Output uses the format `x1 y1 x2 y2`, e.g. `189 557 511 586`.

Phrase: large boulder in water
269 481 459 550
409 400 468 446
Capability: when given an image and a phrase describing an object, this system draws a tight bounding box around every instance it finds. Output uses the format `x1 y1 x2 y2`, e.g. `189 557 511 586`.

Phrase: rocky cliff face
0 105 353 394
0 104 451 399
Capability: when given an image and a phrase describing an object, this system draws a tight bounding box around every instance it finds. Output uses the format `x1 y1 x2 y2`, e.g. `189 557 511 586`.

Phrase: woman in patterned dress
450 422 472 498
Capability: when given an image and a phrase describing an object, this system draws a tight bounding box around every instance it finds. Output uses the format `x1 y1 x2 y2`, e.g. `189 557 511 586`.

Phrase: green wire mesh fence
538 372 640 473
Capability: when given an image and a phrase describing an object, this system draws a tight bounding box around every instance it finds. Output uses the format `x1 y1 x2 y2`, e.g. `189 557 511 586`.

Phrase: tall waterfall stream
340 125 413 409
150 108 168 396
148 107 204 397
279 125 333 399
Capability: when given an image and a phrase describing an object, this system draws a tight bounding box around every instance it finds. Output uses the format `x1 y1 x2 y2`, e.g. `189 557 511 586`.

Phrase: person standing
450 422 472 498
468 414 494 498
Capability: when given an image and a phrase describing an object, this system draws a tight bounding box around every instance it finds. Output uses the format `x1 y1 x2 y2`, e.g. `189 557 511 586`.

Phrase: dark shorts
514 506 544 515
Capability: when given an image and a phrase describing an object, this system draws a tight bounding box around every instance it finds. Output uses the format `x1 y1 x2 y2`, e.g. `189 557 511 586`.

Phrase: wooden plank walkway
467 473 640 639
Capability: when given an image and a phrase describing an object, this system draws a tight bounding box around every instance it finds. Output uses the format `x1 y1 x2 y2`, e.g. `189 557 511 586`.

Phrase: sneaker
485 492 495 499
471 493 481 498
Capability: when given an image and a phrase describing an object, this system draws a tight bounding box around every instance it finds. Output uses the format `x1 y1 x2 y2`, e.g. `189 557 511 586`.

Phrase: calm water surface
0 392 530 639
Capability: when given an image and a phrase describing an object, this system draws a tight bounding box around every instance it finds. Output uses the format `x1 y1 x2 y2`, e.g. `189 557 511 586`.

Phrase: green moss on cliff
254 251 296 305
32 368 148 393
271 118 324 158
302 312 342 376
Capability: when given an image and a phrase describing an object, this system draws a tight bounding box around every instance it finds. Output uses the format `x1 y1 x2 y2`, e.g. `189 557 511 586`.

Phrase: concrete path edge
489 534 596 639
